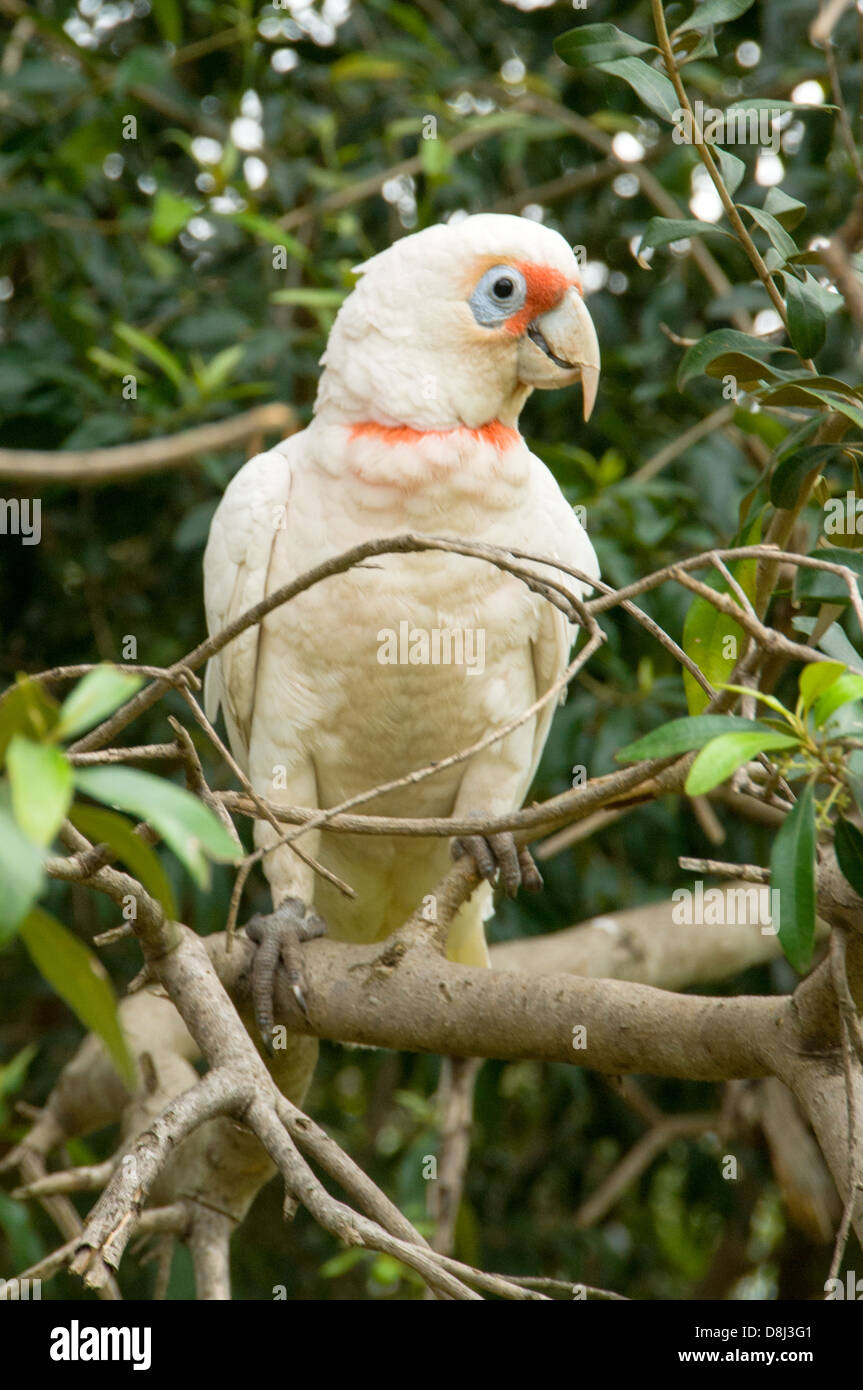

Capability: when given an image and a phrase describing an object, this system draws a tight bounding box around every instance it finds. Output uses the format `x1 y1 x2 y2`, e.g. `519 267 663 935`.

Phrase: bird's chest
274 546 539 693
263 544 540 789
254 441 551 797
271 444 544 692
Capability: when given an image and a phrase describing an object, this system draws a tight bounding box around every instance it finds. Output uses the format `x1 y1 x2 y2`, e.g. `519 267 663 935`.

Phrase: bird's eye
469 264 527 326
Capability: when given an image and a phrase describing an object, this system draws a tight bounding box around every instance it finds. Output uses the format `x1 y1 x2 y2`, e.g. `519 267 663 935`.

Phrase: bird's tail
445 882 493 967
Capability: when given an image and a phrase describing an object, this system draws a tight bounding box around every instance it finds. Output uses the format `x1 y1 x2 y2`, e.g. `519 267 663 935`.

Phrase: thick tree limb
209 931 781 1080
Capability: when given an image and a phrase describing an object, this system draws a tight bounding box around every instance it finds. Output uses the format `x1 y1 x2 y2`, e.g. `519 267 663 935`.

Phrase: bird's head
315 213 600 434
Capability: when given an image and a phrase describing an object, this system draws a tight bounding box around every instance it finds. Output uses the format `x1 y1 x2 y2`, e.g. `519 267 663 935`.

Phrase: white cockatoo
203 213 600 1072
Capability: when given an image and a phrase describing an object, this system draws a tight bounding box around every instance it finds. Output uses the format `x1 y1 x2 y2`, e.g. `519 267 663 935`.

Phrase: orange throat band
347 419 520 451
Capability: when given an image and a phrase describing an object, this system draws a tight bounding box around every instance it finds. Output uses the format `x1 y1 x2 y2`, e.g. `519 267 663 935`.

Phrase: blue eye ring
469 264 527 326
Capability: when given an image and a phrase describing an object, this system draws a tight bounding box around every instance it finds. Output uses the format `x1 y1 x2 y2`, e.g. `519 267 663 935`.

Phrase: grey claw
452 833 496 882
518 846 544 894
291 981 309 1020
244 899 326 1047
451 831 543 898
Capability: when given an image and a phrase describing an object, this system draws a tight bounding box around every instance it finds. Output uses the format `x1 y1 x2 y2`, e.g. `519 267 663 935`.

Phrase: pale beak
516 287 600 420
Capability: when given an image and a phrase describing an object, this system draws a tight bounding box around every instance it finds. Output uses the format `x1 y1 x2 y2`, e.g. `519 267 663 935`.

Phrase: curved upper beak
516 287 600 420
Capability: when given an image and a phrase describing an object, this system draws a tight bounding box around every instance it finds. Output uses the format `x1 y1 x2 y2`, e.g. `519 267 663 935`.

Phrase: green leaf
420 135 453 181
19 908 135 1089
675 0 757 33
834 816 863 898
74 766 240 889
678 329 787 390
792 615 863 673
616 715 776 764
194 345 245 397
671 27 718 64
739 204 799 264
88 346 154 382
150 189 197 244
0 1044 37 1103
7 737 72 846
786 273 844 318
812 672 863 726
683 587 743 714
759 375 861 408
114 322 188 392
782 271 827 358
320 1247 366 1278
818 392 863 431
764 186 807 231
796 547 863 605
554 24 658 67
329 53 407 81
639 217 734 257
0 804 44 946
727 99 833 116
112 45 172 99
68 804 178 920
762 385 863 432
770 444 853 508
685 730 799 795
717 684 793 719
799 660 845 713
0 676 58 765
596 57 680 123
682 523 760 714
824 629 863 671
54 667 144 743
713 146 746 196
222 211 308 261
770 781 816 973
150 0 182 45
733 406 788 451
269 287 347 307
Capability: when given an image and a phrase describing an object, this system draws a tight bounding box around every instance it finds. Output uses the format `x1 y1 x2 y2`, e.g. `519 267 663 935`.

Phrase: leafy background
1 0 860 1298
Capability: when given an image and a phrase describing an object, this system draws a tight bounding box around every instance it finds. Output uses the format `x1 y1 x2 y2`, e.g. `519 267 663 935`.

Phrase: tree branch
0 403 296 484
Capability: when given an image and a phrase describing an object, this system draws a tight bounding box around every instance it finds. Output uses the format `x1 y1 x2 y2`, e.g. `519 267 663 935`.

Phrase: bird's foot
451 830 543 898
244 897 327 1049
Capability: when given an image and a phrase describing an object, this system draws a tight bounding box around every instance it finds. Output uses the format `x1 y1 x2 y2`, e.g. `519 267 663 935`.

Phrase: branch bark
0 403 296 484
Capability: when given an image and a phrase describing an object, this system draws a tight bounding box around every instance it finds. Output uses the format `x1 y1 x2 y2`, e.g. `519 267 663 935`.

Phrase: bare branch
0 403 297 484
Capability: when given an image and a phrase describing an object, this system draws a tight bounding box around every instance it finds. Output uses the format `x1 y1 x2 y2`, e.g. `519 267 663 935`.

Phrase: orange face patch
501 261 579 337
